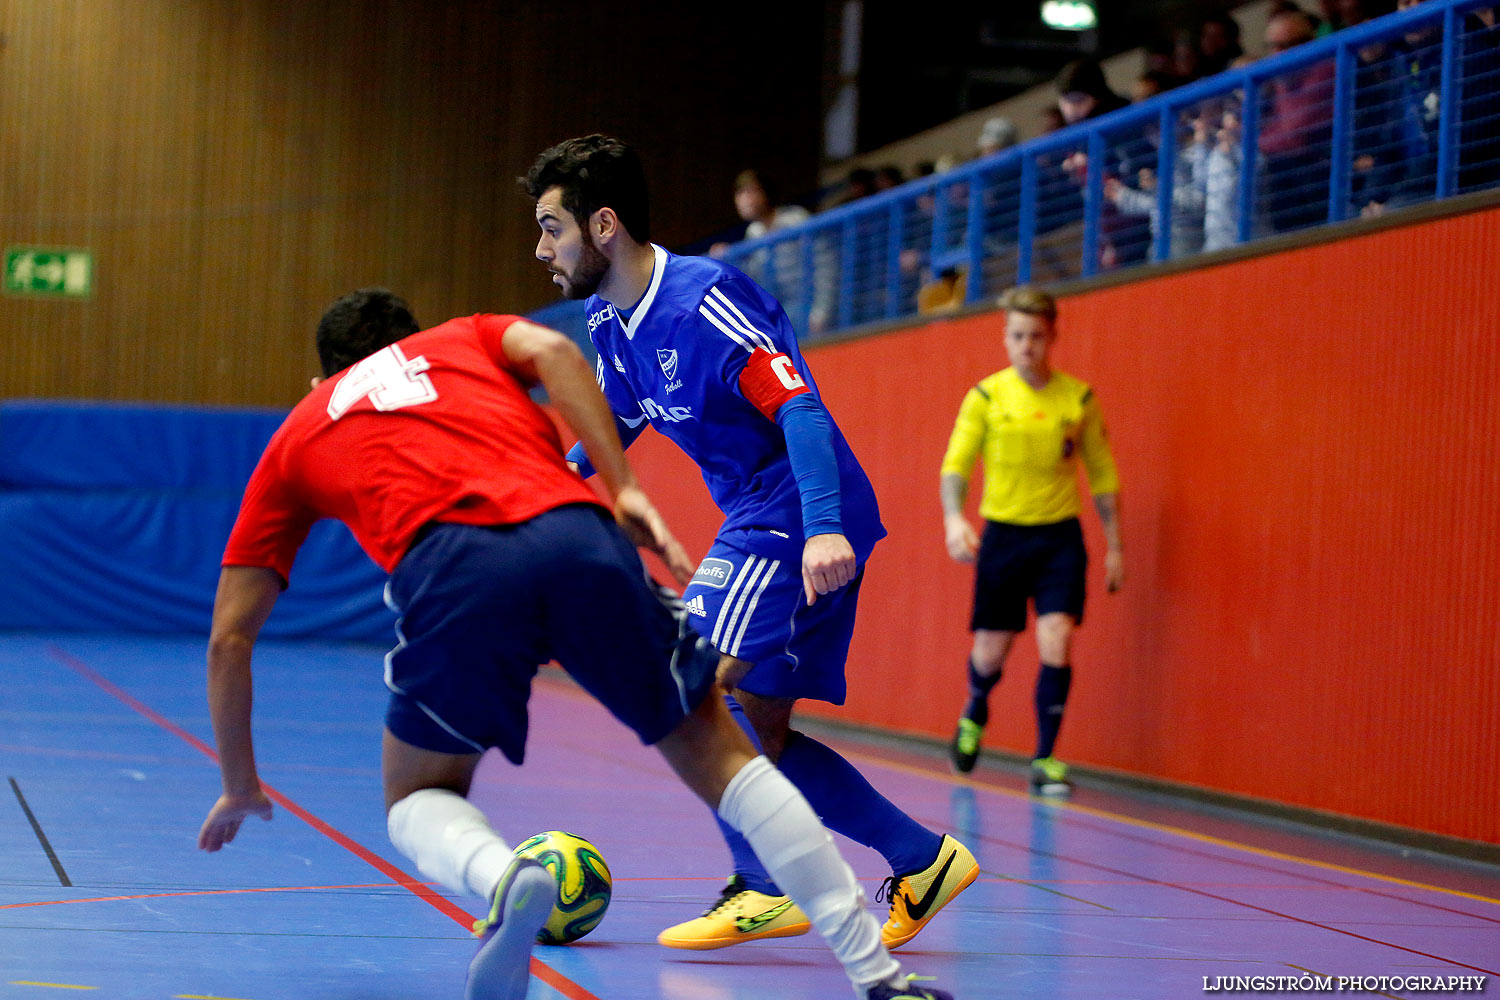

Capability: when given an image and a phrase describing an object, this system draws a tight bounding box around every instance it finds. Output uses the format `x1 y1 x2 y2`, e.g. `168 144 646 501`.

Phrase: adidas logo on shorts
684 595 708 617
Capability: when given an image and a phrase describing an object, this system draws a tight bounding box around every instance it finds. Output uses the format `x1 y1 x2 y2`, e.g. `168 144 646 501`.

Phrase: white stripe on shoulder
704 289 776 353
699 304 755 354
707 286 777 352
702 295 770 353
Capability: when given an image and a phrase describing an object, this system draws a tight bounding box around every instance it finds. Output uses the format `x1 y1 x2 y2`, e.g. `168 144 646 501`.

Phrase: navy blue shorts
382 504 719 763
679 538 863 705
971 517 1087 633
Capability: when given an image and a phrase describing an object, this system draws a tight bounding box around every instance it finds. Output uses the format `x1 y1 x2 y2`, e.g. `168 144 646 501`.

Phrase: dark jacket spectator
1362 1 1500 211
1055 59 1155 268
1198 13 1246 77
1258 8 1337 232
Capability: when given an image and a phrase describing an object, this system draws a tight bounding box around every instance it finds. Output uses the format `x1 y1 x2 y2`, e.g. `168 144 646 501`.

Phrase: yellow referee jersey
940 367 1119 525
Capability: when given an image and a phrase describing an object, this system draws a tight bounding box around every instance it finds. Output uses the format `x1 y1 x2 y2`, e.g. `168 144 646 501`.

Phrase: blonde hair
998 285 1057 323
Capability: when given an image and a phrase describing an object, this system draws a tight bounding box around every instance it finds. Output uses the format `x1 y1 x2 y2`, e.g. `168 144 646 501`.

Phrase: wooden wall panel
0 0 822 405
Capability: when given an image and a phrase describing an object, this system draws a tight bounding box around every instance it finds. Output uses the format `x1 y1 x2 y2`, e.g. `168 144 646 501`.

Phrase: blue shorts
680 538 863 705
382 504 719 763
971 517 1088 633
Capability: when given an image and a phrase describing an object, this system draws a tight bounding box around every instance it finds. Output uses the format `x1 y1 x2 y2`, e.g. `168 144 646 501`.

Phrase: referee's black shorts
970 517 1087 633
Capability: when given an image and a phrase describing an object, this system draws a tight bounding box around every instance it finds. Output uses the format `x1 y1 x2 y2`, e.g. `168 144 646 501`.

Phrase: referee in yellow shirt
939 286 1123 793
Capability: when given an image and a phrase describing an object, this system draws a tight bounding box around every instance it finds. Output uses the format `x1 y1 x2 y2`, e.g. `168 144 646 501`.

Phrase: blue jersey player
525 136 978 957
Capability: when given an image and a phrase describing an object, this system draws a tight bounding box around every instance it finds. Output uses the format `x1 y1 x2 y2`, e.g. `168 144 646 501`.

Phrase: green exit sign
4 246 94 299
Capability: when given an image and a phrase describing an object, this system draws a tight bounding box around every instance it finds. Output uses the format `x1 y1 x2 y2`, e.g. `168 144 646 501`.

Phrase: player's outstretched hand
614 486 697 584
803 533 856 605
944 514 979 563
198 789 273 852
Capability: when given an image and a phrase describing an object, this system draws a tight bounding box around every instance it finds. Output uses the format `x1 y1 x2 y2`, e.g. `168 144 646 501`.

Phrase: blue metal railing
533 0 1500 343
721 0 1500 338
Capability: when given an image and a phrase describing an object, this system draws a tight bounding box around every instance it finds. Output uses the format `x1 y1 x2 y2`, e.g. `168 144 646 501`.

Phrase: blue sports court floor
3 632 1497 999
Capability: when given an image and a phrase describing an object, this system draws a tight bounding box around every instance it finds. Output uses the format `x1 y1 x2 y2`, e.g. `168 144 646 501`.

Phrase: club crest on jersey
657 348 679 380
692 558 734 589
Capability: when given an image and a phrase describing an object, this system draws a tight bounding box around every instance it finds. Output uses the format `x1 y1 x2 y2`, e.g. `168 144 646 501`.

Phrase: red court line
1060 811 1500 927
47 645 602 1000
810 734 1500 974
976 826 1500 978
830 735 1500 908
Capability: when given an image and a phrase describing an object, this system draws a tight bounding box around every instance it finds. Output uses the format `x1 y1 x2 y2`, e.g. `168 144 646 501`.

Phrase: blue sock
963 657 1001 726
777 731 944 877
713 695 780 894
1034 663 1072 760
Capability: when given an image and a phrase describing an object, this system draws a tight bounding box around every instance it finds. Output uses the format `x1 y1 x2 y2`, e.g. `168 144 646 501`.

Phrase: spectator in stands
1343 2 1407 215
733 169 811 241
1053 58 1150 268
976 116 1018 159
1198 13 1245 77
1056 57 1129 128
836 166 907 323
1258 7 1336 233
711 170 820 326
1356 0 1441 215
1132 70 1176 103
1143 41 1178 80
1360 0 1500 213
1185 104 1245 251
1268 0 1313 20
1317 0 1343 33
917 266 966 316
1319 0 1393 33
874 165 906 192
898 175 938 313
825 167 877 209
1104 139 1207 259
1173 26 1204 82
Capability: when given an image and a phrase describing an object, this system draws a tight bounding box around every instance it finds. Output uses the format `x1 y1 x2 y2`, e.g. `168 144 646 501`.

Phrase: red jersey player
196 289 956 1000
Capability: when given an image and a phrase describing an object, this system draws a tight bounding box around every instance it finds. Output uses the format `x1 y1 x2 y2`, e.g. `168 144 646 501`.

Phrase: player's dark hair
315 288 420 377
523 135 652 243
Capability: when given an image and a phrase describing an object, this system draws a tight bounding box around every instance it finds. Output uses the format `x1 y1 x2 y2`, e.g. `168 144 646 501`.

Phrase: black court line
9 777 71 887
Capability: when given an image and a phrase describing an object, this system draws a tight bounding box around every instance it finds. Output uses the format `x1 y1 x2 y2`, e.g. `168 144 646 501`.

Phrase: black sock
1033 663 1072 759
963 657 1001 726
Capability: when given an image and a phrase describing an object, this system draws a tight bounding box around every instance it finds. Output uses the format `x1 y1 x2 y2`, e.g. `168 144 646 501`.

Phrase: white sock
717 756 902 991
386 788 514 901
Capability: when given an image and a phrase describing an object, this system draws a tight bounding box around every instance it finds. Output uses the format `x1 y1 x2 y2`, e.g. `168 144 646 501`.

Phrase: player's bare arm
199 565 281 851
1094 492 1124 592
501 319 695 584
940 472 979 563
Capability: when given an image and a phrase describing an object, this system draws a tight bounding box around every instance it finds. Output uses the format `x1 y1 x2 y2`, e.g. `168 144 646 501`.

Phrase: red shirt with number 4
222 314 602 582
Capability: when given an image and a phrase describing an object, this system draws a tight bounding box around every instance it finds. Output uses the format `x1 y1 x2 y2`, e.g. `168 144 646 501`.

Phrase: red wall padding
622 206 1500 845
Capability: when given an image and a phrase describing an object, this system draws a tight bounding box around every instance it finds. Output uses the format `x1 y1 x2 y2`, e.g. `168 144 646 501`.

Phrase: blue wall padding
0 401 392 642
